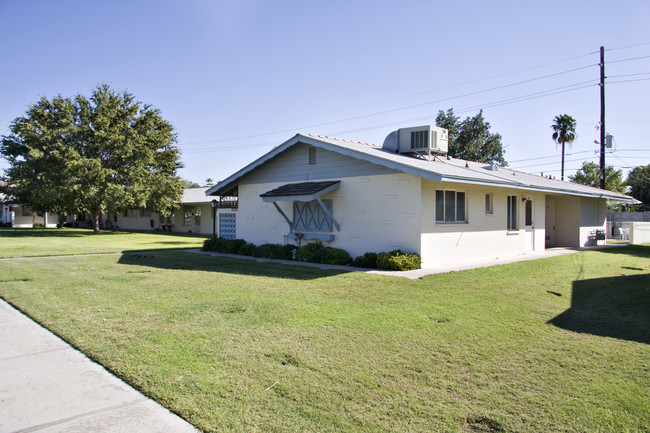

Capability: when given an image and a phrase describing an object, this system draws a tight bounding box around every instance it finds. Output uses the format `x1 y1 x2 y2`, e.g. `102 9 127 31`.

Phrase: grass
0 227 206 258
0 230 648 433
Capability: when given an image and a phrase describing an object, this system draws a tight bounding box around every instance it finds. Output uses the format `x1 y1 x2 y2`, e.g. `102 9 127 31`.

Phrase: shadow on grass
592 244 650 259
117 251 352 281
548 273 650 344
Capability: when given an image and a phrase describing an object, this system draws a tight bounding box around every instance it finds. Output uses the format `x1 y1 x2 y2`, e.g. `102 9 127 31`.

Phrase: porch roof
260 181 340 203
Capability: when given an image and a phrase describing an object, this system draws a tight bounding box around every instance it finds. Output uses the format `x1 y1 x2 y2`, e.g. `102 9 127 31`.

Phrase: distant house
114 187 216 234
0 179 59 228
205 127 631 269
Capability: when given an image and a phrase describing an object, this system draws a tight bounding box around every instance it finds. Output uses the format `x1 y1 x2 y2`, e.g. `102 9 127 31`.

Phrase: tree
182 179 201 188
626 164 650 210
435 109 506 165
551 114 577 181
569 161 625 193
1 84 185 233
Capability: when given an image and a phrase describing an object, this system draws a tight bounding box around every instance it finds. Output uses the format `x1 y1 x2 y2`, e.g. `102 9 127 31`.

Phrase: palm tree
551 114 577 180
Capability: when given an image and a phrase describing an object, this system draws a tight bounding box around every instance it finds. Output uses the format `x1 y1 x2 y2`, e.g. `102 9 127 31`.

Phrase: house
0 180 60 228
112 187 216 234
204 127 631 269
204 126 632 269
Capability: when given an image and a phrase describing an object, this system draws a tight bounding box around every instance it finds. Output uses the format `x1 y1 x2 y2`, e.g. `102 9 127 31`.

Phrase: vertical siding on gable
244 143 397 184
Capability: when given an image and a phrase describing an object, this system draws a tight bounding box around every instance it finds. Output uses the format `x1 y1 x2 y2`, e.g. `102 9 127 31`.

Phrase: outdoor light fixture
211 199 218 241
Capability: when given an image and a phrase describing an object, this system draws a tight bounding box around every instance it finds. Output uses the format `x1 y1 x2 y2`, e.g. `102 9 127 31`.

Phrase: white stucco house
113 187 216 234
205 126 631 269
0 181 60 228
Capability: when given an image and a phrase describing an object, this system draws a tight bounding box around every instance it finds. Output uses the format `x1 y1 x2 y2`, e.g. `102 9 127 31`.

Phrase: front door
524 199 534 251
545 199 556 246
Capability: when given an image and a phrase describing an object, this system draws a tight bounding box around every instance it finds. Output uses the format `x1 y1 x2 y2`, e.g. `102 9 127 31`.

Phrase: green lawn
0 231 648 433
0 227 206 258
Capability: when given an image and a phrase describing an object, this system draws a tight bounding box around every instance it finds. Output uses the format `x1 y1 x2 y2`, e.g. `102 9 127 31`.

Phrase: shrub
32 222 45 228
253 243 295 260
237 242 257 256
353 252 378 268
315 247 352 266
376 250 421 271
223 239 247 254
295 242 324 262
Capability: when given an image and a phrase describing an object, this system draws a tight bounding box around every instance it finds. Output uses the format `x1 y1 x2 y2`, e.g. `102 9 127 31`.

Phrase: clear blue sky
1 0 648 185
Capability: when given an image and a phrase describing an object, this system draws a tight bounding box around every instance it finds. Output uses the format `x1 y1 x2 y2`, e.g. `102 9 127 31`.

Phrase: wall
630 222 650 244
237 172 422 258
578 197 607 246
420 180 546 268
10 206 59 228
551 195 580 246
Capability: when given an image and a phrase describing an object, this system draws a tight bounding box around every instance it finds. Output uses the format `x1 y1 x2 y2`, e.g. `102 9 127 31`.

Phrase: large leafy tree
626 164 650 210
569 161 625 193
1 84 185 232
435 109 506 165
551 114 577 181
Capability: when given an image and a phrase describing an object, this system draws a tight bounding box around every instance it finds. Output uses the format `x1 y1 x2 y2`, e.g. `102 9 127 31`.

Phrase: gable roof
206 133 632 201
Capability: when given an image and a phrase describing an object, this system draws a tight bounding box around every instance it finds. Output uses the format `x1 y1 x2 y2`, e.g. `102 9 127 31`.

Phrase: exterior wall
115 210 157 231
546 195 607 247
578 197 607 246
10 206 59 228
420 180 546 268
552 195 580 246
630 222 650 244
236 172 422 258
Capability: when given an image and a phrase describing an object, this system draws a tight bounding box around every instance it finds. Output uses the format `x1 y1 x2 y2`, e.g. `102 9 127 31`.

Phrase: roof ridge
299 132 380 148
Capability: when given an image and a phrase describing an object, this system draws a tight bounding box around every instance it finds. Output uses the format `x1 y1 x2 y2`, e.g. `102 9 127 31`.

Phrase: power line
180 50 602 139
179 65 599 147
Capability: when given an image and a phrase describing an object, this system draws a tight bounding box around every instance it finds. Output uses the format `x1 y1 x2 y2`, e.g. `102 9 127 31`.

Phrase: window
485 194 493 214
507 195 517 230
436 190 466 223
21 206 31 217
294 200 333 232
524 200 533 226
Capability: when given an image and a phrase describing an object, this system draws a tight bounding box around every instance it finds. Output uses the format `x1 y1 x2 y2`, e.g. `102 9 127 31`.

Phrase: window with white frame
507 195 517 230
436 190 466 223
485 193 493 214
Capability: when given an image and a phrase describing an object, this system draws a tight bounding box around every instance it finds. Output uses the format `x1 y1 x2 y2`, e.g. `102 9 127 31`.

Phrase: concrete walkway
0 300 199 433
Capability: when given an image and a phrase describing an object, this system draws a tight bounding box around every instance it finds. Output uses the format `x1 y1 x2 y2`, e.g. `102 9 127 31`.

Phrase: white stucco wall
578 197 607 246
419 180 546 268
10 206 59 228
236 172 422 258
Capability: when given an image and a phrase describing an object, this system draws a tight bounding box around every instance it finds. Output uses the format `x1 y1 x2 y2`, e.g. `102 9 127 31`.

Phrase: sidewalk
0 300 199 433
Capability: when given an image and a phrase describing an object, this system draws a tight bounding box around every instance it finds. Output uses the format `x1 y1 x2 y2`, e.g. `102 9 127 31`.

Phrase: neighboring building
205 128 631 269
112 187 216 234
0 180 59 227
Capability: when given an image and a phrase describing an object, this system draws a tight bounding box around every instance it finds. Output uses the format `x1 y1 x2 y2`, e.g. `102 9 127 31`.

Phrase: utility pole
599 46 606 190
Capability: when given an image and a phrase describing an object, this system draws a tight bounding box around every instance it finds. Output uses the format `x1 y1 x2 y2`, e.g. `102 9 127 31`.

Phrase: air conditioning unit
397 125 448 155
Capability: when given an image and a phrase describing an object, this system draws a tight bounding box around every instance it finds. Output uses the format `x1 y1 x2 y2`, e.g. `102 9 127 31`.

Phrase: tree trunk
58 214 65 229
92 211 100 233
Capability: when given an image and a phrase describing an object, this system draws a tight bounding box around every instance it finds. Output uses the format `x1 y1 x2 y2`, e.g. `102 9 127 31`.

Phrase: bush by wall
252 243 295 260
32 222 45 228
295 242 324 262
376 250 421 271
203 238 420 270
353 252 378 268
